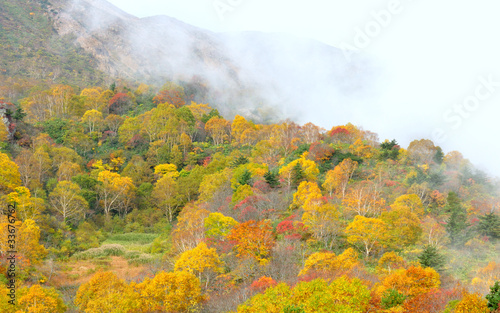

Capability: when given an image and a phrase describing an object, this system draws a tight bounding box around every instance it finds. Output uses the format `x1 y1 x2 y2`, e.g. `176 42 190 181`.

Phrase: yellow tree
174 242 224 288
140 110 159 143
136 271 205 312
22 85 75 121
391 194 425 216
186 102 213 120
80 87 103 111
151 103 181 148
81 109 104 133
252 139 281 166
381 205 422 250
17 284 67 313
322 158 358 198
17 219 48 267
292 181 322 209
377 265 440 297
47 84 75 118
153 163 178 179
205 116 231 146
232 184 254 204
197 169 231 203
56 161 82 181
0 120 8 142
4 186 45 222
118 116 141 145
152 173 180 222
0 218 47 272
204 212 239 238
279 152 319 187
303 201 342 249
97 170 135 218
237 276 371 313
49 181 88 224
455 292 490 313
171 204 210 253
50 145 82 172
298 248 359 277
349 138 374 159
75 271 138 313
292 181 342 247
232 115 256 146
342 180 386 217
180 132 192 156
0 284 16 312
376 252 406 276
0 152 21 195
271 120 301 157
346 215 388 257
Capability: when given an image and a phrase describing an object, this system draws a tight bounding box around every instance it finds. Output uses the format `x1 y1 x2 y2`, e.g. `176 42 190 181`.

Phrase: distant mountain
1 0 372 122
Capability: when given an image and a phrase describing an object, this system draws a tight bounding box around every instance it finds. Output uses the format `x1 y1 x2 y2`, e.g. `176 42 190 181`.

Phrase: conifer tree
418 245 446 272
445 192 469 245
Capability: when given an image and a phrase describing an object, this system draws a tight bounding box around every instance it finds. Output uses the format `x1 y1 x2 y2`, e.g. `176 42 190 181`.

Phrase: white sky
107 0 500 177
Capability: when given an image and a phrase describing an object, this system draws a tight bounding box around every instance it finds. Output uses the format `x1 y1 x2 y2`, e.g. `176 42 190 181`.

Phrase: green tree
237 169 252 187
379 139 400 160
418 245 446 272
434 146 444 164
264 170 279 188
477 213 500 240
381 288 407 310
486 281 500 312
291 162 304 187
445 192 469 245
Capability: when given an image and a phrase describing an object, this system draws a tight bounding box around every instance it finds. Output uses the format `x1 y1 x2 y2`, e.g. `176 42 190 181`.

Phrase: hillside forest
0 77 498 313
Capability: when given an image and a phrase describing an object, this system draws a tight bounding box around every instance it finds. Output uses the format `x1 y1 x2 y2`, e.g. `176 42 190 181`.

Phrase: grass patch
104 233 159 245
127 253 159 266
102 233 160 253
72 244 126 260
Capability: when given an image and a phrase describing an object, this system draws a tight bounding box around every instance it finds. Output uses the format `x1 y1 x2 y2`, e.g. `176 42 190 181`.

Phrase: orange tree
227 220 275 264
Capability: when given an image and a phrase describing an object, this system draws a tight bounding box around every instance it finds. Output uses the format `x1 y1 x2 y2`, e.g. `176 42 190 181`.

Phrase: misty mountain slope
48 0 241 83
0 0 107 87
11 0 372 122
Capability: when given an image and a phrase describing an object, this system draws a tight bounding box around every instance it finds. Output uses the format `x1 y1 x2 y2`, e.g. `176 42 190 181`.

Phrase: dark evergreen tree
237 169 252 187
477 212 500 240
445 192 469 245
486 281 500 312
433 146 444 164
379 139 400 160
418 245 446 271
291 162 304 187
231 156 249 168
264 170 280 188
